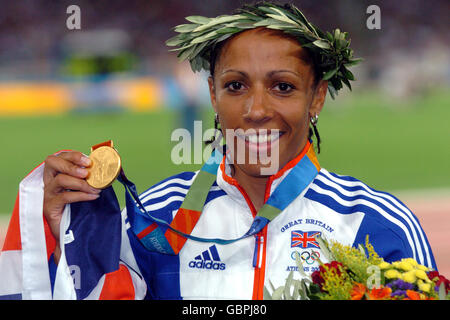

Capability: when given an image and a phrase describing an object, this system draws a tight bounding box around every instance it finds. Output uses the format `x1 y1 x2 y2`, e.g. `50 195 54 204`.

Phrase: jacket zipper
252 227 267 300
219 163 268 299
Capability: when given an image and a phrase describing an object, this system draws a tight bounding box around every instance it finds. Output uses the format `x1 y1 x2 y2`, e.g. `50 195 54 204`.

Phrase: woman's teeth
240 131 281 144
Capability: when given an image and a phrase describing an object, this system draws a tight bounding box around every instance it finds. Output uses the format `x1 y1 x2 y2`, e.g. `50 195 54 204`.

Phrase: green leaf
177 45 196 61
201 57 210 71
174 24 199 33
341 67 355 80
358 243 366 257
298 280 308 300
334 28 341 39
213 33 233 44
313 40 331 50
253 18 275 27
191 30 218 44
291 280 301 300
271 286 285 300
315 234 334 261
344 58 363 67
308 283 322 295
267 6 290 18
224 19 256 28
266 13 297 25
322 67 339 81
439 282 446 300
326 31 334 42
216 27 242 35
294 252 308 278
165 35 184 47
265 24 286 30
192 14 246 33
342 77 352 91
189 55 205 72
191 40 208 57
291 5 318 36
263 286 273 300
328 85 337 100
185 15 211 25
284 271 294 299
168 41 196 52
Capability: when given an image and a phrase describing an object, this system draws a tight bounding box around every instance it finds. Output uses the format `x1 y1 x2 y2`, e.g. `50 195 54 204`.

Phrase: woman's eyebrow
220 69 302 79
267 70 301 78
219 69 249 78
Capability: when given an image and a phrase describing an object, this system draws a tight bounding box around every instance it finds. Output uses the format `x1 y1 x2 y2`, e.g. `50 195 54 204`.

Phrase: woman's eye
274 82 294 93
226 81 244 91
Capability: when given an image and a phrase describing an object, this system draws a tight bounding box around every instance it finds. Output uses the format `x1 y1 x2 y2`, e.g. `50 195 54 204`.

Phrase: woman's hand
43 151 101 263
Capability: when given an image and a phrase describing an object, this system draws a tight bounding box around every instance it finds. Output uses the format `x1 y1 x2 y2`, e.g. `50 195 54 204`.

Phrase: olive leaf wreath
166 2 362 99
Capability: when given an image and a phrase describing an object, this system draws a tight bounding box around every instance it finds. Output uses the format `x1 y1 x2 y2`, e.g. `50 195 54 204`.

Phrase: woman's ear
309 80 328 117
208 76 218 113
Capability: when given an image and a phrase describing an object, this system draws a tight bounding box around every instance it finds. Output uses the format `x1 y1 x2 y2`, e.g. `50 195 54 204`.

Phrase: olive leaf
174 23 199 33
185 15 211 25
322 67 339 81
313 39 331 50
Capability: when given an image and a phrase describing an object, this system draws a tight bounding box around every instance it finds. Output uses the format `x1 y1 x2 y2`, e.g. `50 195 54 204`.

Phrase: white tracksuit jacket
128 151 436 300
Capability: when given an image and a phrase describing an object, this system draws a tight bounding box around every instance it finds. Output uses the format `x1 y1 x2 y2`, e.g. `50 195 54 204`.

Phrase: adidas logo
188 245 226 270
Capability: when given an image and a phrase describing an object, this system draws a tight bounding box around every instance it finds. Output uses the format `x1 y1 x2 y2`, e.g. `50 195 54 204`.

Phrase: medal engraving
86 143 121 189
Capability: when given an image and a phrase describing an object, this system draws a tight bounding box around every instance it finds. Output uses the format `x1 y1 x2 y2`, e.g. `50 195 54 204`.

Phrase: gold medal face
86 146 122 189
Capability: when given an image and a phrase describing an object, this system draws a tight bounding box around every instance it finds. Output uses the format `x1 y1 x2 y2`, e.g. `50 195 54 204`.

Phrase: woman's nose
243 86 273 123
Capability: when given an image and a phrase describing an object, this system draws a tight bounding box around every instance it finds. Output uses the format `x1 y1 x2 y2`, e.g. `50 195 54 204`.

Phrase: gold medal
86 140 122 189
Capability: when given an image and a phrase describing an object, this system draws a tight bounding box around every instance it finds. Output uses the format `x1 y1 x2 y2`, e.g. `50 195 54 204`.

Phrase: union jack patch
291 230 321 249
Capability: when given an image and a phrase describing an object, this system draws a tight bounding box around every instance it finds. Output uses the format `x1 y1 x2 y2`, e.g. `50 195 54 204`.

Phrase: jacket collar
216 140 320 215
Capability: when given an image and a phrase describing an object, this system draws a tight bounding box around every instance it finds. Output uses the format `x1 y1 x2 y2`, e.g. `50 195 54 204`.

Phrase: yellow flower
385 269 401 279
417 264 429 272
403 258 418 268
378 261 391 270
415 269 431 282
417 280 431 293
402 270 417 283
398 260 414 271
391 261 401 268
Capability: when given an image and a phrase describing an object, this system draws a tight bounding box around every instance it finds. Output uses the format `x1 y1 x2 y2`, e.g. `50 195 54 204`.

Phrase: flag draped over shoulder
0 159 146 300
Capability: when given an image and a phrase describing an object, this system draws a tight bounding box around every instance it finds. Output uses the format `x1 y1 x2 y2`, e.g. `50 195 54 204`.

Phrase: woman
0 2 436 300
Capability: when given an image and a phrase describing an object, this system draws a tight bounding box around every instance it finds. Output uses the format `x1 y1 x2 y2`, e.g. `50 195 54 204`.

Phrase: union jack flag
291 230 321 249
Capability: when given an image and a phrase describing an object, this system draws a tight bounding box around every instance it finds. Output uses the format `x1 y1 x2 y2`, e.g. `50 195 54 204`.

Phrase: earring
214 113 219 125
310 114 319 126
310 114 321 154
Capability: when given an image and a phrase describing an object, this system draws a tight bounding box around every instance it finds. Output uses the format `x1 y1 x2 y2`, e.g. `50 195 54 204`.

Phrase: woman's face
208 28 328 177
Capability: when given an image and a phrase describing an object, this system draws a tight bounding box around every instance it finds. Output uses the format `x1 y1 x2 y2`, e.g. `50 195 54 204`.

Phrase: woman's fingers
44 151 92 184
57 190 101 205
48 173 101 195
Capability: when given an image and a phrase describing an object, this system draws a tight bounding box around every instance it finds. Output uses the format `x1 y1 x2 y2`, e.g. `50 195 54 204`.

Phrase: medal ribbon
122 141 320 255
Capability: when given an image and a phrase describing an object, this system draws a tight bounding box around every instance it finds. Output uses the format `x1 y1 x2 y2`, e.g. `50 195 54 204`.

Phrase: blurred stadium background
0 0 449 276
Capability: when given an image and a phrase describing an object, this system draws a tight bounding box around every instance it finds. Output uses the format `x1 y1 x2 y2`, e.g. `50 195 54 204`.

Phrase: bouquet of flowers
264 235 450 300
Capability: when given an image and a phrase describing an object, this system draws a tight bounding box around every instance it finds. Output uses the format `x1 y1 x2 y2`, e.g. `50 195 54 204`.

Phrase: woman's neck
231 165 269 212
